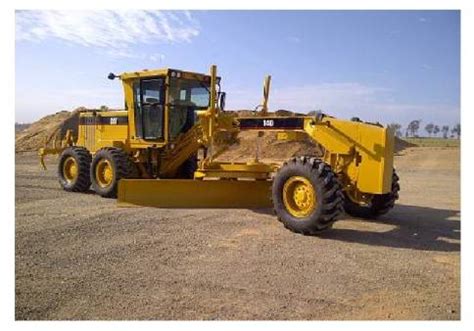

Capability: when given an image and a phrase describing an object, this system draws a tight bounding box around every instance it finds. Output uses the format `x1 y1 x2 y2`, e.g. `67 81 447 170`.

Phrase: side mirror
108 73 117 80
218 92 226 110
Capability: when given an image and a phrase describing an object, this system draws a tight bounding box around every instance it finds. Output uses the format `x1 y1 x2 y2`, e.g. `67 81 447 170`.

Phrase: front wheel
343 170 400 218
272 156 344 235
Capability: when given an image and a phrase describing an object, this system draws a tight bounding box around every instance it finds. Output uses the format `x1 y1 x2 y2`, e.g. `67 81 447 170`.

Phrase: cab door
133 78 165 140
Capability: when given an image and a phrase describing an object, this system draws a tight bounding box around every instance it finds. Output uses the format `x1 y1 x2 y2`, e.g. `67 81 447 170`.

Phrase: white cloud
105 49 165 62
16 10 199 58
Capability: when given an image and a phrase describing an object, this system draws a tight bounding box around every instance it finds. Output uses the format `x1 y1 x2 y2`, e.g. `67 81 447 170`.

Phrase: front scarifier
272 157 344 234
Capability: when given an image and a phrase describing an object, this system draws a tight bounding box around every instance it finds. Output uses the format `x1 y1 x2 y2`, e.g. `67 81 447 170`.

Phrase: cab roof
119 68 216 82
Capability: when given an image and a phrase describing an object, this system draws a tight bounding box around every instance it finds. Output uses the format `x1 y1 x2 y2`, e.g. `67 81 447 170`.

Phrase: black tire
90 147 131 198
343 170 400 218
272 156 344 235
177 155 198 179
57 147 92 192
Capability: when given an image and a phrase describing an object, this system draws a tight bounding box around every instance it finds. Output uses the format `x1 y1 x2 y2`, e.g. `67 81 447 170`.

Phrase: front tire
90 148 131 198
58 147 92 192
272 157 344 235
343 170 400 218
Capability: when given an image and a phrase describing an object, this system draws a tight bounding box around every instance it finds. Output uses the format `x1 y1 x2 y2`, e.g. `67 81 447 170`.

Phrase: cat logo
110 117 118 125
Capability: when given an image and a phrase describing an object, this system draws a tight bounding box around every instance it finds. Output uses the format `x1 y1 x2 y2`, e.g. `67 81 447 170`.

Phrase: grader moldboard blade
117 179 273 208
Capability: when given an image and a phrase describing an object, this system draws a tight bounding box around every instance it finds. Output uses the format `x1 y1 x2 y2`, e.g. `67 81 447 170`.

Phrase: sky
15 10 460 132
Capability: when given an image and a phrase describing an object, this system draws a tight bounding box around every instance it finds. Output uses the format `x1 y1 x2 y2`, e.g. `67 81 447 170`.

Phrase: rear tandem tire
90 147 131 198
57 147 92 192
343 170 400 219
272 156 344 235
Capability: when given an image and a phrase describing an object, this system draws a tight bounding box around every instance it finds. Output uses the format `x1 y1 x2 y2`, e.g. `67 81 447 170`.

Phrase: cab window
133 78 164 140
168 78 210 139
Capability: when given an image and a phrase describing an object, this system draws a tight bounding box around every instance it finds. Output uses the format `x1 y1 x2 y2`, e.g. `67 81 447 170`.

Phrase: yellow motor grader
39 65 399 234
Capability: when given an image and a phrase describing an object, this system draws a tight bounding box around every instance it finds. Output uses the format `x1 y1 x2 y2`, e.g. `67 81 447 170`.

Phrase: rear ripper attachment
40 64 398 235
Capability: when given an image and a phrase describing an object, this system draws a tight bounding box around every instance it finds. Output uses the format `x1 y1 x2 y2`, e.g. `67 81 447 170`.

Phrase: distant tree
451 123 461 139
433 125 440 137
407 120 421 137
425 123 434 136
442 125 450 139
99 105 109 111
388 123 402 137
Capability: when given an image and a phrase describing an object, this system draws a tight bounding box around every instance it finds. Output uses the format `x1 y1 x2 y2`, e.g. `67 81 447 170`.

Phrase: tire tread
58 146 92 192
272 156 343 235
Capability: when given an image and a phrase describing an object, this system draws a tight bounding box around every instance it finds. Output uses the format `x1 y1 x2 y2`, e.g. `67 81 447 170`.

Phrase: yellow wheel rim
283 176 317 218
95 159 114 188
63 156 78 183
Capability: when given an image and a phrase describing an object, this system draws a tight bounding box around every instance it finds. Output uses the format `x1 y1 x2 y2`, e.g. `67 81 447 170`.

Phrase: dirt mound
217 131 323 162
233 110 255 117
216 110 322 162
395 137 417 153
231 109 303 117
15 107 125 152
15 108 87 152
218 134 414 163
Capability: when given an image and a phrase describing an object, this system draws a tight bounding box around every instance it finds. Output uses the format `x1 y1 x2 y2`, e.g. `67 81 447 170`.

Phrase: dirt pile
217 131 322 162
219 112 415 161
15 107 125 152
15 108 85 152
233 109 303 117
217 110 322 162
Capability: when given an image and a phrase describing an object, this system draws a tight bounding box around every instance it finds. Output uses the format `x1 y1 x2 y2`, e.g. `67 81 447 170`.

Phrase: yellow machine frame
39 64 395 211
117 66 394 208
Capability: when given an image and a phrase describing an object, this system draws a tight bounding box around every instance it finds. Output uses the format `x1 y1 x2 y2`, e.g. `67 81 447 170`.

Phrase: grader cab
39 65 399 235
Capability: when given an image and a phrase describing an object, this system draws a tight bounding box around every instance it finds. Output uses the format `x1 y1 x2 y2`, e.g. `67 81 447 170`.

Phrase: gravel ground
15 147 460 320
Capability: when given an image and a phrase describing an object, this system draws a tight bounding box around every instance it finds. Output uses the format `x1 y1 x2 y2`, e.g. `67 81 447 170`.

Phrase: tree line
388 120 460 139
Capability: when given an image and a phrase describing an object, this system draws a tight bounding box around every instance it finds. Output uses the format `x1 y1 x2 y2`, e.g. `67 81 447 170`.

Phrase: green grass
403 137 460 147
